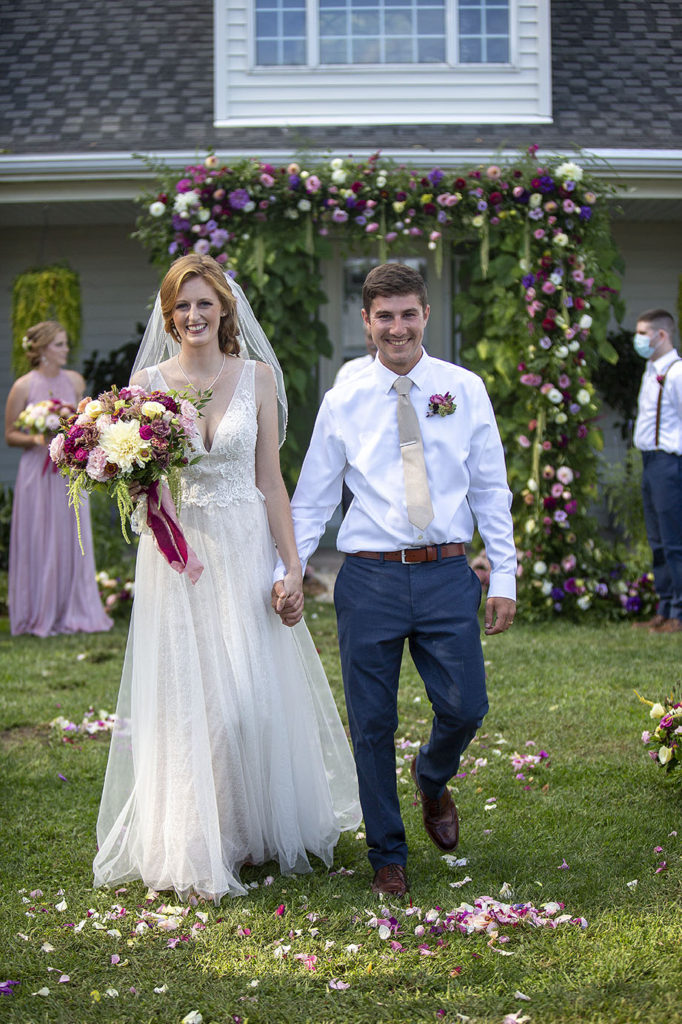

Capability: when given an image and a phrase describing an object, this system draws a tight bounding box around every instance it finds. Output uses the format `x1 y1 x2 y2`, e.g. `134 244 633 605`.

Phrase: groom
274 263 516 896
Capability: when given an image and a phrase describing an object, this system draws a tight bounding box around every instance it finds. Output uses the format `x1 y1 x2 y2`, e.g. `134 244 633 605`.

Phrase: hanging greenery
11 264 81 375
133 147 646 621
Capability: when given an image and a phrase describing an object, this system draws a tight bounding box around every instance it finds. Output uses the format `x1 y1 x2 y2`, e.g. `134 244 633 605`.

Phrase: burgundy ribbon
42 451 58 476
145 481 203 584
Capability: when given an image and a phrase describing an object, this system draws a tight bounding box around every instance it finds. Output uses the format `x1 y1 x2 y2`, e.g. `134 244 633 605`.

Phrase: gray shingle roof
1 0 681 155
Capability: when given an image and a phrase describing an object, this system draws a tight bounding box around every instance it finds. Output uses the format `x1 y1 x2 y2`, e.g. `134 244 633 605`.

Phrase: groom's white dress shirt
288 350 517 600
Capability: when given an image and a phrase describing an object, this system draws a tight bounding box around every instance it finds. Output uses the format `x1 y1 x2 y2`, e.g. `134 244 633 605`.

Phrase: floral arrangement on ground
637 691 682 772
134 146 634 621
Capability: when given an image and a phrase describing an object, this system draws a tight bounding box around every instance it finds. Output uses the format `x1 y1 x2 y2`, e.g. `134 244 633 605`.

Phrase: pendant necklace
176 353 225 395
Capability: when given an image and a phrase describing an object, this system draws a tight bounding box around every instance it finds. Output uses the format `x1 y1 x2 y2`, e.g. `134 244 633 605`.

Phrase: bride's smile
172 277 223 350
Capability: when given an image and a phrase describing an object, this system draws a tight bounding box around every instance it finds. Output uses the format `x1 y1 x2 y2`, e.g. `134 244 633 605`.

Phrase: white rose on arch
556 161 584 182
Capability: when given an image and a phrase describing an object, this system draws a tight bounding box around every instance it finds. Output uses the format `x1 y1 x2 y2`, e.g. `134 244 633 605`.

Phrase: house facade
1 0 681 483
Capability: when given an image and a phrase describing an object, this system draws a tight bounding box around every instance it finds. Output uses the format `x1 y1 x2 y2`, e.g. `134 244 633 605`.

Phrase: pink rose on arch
260 173 275 187
561 554 577 571
551 482 564 497
558 374 571 389
520 373 543 387
305 175 322 193
518 435 531 448
556 466 574 484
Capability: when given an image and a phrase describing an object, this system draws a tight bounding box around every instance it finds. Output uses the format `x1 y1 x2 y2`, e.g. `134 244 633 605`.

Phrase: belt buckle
401 549 410 564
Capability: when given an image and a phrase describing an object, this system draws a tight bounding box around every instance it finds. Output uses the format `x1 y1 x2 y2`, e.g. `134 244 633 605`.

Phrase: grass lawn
0 596 681 1024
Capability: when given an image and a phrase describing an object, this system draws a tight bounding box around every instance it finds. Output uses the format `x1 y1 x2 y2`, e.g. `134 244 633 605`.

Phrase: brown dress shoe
632 614 666 630
410 758 459 851
371 863 409 896
655 618 682 634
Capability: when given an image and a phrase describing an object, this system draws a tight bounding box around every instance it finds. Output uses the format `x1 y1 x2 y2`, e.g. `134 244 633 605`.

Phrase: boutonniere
426 392 456 417
656 374 665 385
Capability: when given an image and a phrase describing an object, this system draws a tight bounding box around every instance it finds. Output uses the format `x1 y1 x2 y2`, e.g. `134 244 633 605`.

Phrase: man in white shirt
274 264 516 897
632 308 682 633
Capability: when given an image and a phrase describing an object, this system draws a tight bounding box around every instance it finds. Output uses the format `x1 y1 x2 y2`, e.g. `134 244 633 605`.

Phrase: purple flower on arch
228 189 251 210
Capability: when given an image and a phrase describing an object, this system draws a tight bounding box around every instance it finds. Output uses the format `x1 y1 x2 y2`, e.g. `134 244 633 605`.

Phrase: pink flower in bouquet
86 446 112 482
49 432 65 463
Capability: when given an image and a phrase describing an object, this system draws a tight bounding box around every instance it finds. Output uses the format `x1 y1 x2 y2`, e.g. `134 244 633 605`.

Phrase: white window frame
251 0 511 69
214 0 552 126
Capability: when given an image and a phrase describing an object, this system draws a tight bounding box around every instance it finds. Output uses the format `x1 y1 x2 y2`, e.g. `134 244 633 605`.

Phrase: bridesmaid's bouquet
49 385 207 582
15 398 76 436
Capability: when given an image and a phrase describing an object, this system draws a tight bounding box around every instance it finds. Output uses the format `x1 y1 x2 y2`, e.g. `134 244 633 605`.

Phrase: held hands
484 596 516 635
271 571 304 628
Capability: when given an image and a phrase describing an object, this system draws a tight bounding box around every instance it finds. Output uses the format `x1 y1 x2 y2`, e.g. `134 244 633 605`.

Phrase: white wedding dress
93 360 361 902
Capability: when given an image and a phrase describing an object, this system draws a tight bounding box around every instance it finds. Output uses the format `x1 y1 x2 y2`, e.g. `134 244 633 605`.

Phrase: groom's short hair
362 263 428 314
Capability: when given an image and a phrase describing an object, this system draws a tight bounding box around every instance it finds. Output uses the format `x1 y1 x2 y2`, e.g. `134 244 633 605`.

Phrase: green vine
131 148 646 619
11 264 81 374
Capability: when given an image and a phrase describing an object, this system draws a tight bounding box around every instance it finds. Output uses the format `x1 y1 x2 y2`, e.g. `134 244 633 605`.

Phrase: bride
93 254 361 902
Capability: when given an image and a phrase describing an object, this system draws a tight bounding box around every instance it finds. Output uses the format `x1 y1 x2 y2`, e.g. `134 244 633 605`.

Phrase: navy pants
641 450 682 621
334 552 487 871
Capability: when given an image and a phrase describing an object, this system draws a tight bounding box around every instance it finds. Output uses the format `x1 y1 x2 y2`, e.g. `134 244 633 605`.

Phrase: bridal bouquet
50 384 206 582
15 398 76 435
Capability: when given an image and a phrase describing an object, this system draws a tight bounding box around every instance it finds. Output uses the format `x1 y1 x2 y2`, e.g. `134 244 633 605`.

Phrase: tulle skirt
93 494 361 902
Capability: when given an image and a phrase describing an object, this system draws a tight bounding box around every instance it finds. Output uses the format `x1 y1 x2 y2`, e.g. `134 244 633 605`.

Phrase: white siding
214 0 553 125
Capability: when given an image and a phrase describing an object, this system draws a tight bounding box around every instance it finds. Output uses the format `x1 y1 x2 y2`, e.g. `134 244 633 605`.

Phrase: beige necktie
393 376 434 530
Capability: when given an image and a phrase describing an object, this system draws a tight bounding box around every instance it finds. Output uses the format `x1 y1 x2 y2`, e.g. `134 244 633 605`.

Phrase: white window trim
249 0 513 70
214 0 553 127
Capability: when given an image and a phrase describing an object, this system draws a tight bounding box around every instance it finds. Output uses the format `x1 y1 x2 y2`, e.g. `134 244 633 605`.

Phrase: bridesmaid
4 320 113 636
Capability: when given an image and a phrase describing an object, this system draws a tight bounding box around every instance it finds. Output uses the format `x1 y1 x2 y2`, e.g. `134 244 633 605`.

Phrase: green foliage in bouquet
12 264 81 375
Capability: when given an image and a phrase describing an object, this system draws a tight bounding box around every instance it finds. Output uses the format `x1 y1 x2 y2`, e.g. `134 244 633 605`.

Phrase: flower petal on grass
557 859 569 869
329 978 350 990
41 942 55 953
32 987 50 997
514 991 531 1001
449 876 472 889
0 980 20 995
181 1013 203 1024
626 880 638 890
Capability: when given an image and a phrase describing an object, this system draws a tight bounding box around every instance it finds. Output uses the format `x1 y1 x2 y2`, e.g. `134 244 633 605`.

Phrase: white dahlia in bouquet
50 385 206 581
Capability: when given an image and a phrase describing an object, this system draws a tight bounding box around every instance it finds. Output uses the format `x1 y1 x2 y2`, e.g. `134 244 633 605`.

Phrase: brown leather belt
349 543 466 564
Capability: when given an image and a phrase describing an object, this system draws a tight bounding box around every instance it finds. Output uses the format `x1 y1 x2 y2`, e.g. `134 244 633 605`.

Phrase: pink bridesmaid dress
8 370 113 636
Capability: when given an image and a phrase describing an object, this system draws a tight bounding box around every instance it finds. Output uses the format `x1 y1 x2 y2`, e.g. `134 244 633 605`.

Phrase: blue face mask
633 332 655 359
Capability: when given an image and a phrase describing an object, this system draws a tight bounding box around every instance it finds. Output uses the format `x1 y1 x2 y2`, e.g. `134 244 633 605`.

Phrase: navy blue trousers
334 553 487 871
641 450 682 621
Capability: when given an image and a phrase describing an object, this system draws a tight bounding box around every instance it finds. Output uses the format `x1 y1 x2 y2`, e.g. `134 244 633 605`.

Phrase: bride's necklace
176 353 225 395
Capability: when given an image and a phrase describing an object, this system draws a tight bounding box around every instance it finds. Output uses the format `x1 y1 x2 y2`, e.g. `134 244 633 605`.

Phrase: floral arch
135 148 650 621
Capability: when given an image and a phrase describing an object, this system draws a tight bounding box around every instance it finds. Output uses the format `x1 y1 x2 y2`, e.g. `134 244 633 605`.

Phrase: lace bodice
146 361 262 509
